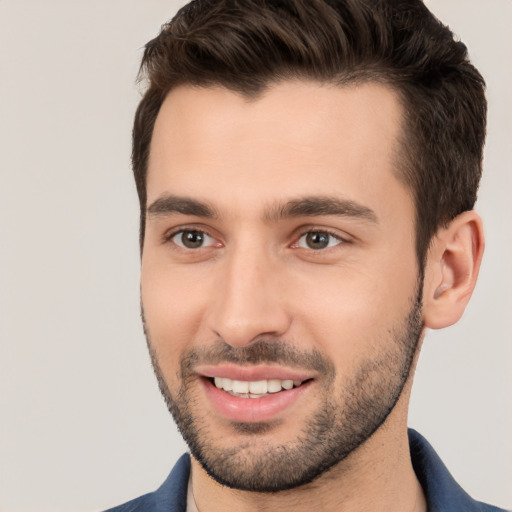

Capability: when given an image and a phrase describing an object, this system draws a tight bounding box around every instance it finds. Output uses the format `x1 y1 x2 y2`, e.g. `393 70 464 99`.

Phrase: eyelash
292 229 346 250
164 227 220 250
164 226 348 252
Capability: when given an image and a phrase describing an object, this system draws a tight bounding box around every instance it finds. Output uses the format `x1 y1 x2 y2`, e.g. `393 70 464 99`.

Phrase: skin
140 81 484 512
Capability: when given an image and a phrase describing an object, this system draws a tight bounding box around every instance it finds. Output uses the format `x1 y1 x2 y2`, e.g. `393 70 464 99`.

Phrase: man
106 1 506 511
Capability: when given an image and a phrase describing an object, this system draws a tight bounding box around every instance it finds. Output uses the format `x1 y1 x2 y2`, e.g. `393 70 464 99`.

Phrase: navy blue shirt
104 430 508 511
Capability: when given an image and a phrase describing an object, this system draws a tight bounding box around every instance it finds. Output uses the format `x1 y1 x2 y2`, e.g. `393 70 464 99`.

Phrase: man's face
141 81 423 491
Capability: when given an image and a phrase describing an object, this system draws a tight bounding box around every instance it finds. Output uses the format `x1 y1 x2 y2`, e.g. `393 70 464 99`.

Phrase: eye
295 230 343 250
171 229 217 249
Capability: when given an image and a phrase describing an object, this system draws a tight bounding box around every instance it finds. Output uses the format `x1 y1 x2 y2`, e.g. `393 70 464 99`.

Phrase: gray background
0 1 511 510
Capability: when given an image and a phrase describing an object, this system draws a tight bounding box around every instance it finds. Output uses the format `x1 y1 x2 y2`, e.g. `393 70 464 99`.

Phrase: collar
150 429 506 512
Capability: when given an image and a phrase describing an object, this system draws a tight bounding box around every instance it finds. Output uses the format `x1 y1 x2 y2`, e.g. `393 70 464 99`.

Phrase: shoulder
102 454 191 512
408 429 509 512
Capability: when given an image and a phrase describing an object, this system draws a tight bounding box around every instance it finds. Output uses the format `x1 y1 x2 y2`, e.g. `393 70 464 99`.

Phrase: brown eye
297 231 342 250
172 230 214 249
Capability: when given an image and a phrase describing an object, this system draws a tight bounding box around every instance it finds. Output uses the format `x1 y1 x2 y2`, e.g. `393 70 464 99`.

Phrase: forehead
147 81 410 220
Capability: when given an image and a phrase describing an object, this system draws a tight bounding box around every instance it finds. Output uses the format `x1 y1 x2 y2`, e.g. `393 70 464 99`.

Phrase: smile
199 368 314 423
213 377 304 398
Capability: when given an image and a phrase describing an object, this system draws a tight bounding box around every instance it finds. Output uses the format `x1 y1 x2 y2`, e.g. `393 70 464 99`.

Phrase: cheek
291 256 418 365
141 259 210 383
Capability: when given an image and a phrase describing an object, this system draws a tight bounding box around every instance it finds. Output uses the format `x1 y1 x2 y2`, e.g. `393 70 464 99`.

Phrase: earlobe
422 211 485 330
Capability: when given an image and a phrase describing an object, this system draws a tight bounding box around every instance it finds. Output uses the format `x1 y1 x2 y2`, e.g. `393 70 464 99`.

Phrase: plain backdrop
0 1 511 511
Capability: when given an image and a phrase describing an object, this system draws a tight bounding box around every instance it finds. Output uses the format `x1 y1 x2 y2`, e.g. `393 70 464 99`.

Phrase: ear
422 211 485 329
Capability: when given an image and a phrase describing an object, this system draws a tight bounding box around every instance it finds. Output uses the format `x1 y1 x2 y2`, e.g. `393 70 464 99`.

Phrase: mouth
210 376 308 398
196 366 315 423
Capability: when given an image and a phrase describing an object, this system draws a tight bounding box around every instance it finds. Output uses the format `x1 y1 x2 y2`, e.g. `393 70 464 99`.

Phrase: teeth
281 380 293 390
232 380 249 393
248 380 267 394
213 377 304 396
267 379 282 393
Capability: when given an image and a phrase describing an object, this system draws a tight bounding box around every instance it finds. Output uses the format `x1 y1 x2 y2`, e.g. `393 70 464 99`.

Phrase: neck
191 394 426 512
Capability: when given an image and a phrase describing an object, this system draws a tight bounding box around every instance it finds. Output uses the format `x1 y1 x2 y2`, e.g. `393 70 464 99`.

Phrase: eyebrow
146 194 377 224
265 196 378 223
147 195 218 219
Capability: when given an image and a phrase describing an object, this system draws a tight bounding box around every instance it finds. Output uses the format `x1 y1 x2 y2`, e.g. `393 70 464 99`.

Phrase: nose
207 244 292 347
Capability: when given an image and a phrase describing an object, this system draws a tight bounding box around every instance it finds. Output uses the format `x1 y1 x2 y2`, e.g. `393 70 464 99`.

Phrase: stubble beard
143 282 424 493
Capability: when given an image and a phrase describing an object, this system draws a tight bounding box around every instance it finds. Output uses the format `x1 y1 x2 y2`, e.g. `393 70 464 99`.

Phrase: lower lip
201 378 313 423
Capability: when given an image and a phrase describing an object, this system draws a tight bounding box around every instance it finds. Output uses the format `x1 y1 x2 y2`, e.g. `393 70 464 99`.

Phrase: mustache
179 339 335 379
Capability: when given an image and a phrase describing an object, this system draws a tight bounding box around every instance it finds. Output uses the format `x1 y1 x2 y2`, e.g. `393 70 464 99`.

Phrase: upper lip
196 364 315 382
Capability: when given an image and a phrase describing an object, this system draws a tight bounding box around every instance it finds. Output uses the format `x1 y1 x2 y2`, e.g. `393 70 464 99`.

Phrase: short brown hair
132 0 486 264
